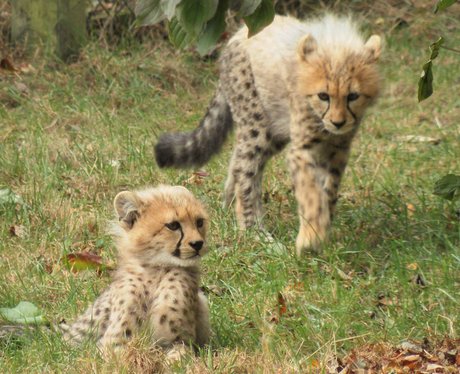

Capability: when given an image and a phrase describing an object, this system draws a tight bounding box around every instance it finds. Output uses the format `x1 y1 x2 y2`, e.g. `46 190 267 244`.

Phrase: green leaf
418 37 444 102
176 0 218 37
0 302 45 325
418 60 433 102
134 0 165 26
429 36 444 60
196 0 229 56
160 0 182 21
237 0 262 16
434 174 460 201
434 0 457 13
243 0 275 37
168 17 194 49
0 188 23 206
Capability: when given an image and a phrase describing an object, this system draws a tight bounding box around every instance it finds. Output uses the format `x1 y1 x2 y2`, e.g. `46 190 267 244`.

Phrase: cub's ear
364 35 382 63
114 191 140 229
297 34 317 61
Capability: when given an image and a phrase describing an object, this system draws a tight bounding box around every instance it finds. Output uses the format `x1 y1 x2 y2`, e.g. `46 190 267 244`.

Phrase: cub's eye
196 218 204 228
347 92 360 102
318 92 330 101
165 221 181 231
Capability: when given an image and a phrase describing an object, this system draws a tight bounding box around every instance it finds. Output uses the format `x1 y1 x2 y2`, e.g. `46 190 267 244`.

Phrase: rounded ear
114 191 140 229
297 34 317 61
364 35 382 63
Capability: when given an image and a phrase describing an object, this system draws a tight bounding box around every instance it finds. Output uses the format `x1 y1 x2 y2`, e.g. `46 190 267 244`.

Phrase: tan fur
61 186 210 358
154 15 382 255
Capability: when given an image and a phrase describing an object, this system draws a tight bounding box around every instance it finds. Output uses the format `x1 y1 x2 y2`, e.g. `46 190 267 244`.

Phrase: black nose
332 120 346 129
189 240 204 251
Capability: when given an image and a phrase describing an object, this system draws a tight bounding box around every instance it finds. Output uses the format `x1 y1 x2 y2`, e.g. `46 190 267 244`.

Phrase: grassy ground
1 2 459 373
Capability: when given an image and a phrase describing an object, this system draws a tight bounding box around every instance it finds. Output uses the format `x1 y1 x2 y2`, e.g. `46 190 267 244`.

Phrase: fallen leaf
412 273 426 287
65 252 111 273
9 225 28 239
399 354 421 363
406 203 416 216
426 363 444 371
0 188 23 205
406 262 418 270
0 57 17 72
14 81 29 95
186 170 209 185
277 292 287 317
400 341 423 354
377 294 398 307
0 301 45 325
18 63 36 74
336 268 353 281
310 358 320 369
201 284 225 296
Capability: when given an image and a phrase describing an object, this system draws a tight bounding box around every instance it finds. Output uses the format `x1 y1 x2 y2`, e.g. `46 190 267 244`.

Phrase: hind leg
223 150 237 208
219 41 276 228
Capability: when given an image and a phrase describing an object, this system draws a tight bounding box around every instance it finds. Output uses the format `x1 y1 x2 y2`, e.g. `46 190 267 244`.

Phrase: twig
440 45 460 54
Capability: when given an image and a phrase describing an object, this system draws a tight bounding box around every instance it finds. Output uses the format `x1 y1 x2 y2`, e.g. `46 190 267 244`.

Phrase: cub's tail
155 87 233 168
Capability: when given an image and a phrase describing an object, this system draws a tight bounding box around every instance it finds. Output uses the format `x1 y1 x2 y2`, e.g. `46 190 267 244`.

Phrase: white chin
325 125 350 135
148 252 200 267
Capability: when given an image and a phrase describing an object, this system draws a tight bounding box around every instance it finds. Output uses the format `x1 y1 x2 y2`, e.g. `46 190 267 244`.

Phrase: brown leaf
336 268 353 281
0 57 17 72
18 63 36 74
377 294 398 307
412 273 426 287
406 203 416 217
9 225 28 239
426 363 444 371
65 252 110 274
399 354 420 363
186 170 209 185
399 341 423 354
277 292 287 317
14 82 30 95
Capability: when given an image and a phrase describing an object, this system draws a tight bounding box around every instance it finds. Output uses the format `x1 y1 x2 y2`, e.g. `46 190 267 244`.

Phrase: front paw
295 224 326 256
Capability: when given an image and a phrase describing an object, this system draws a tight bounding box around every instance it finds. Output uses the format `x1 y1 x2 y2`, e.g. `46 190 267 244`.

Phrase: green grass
1 4 459 373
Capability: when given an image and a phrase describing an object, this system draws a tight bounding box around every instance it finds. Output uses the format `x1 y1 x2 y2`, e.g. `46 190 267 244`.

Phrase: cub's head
112 185 208 268
296 30 382 135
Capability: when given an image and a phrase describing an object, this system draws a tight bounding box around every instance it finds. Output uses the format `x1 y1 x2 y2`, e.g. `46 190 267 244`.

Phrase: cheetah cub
154 15 382 255
61 185 210 357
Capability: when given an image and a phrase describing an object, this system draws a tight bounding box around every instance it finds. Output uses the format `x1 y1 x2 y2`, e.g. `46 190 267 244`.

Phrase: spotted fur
154 15 382 255
61 186 210 357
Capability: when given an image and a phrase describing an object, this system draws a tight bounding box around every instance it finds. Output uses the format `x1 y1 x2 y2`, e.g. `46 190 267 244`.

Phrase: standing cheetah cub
154 15 382 255
61 185 210 357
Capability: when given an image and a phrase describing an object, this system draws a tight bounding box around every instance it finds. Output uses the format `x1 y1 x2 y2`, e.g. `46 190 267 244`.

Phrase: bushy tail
155 87 233 168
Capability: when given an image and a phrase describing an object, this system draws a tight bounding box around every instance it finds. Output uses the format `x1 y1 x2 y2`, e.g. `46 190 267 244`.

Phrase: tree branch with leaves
134 0 275 55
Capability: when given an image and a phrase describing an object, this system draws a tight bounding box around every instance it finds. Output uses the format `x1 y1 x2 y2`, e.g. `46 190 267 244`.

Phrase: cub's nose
332 120 346 129
189 240 204 251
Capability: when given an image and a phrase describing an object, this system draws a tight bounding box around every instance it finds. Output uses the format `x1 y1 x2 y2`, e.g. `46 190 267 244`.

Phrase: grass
1 2 459 373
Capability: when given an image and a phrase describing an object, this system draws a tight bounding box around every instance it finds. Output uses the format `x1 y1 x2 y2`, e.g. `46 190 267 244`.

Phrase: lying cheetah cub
61 185 210 357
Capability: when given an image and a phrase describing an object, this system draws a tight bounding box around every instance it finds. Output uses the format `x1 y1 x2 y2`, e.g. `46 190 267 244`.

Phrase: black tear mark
347 102 357 121
321 100 330 119
172 227 184 257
